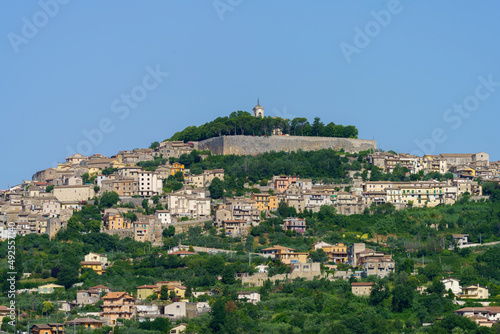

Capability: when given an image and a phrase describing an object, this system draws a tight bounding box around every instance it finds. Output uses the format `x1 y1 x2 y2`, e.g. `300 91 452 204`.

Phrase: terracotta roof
66 318 103 325
351 282 374 286
137 285 158 289
0 305 10 312
167 285 187 290
467 314 487 320
262 245 295 251
169 251 196 255
34 182 49 186
102 292 134 300
90 285 109 289
455 307 500 314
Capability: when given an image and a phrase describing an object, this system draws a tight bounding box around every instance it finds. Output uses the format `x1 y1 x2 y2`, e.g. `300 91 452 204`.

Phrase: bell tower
253 99 264 118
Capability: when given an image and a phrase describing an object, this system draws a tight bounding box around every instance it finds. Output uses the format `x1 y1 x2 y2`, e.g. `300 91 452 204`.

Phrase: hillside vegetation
168 111 359 142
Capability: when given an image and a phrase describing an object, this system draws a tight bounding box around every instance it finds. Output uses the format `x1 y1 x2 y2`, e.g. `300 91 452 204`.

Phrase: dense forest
167 111 359 142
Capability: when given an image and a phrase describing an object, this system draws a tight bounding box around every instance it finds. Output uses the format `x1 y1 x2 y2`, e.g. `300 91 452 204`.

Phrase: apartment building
100 292 135 325
138 172 163 197
168 190 210 219
251 193 278 212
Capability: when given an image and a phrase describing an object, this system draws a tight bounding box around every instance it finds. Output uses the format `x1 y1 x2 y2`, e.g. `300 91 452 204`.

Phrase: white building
440 277 462 295
168 190 210 219
255 265 269 273
42 200 60 217
138 172 163 197
237 291 261 305
156 210 172 225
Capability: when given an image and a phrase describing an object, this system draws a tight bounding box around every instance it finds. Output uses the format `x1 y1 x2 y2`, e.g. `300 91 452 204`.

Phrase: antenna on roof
257 98 260 105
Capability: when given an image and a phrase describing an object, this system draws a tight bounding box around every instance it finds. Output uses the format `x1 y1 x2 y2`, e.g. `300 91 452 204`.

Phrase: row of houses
261 242 395 278
265 178 484 215
367 152 492 174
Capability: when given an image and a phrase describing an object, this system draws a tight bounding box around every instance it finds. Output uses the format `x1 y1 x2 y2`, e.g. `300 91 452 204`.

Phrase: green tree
57 265 79 289
369 281 390 306
209 298 226 333
160 285 169 300
42 301 53 314
392 284 414 312
221 266 236 285
309 249 329 263
173 171 184 182
150 141 160 150
208 177 224 199
99 191 119 208
163 225 175 238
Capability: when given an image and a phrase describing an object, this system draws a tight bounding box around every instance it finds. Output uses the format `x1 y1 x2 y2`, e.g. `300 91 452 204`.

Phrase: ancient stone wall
196 135 376 155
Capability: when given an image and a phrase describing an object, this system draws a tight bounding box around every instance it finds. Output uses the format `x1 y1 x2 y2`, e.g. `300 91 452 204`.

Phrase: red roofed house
351 282 374 296
454 307 500 326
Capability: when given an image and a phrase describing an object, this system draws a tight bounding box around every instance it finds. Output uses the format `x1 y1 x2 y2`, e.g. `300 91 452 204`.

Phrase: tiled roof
351 282 374 286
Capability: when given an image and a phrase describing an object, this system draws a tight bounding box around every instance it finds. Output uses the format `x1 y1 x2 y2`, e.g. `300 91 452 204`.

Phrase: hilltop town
2 105 500 333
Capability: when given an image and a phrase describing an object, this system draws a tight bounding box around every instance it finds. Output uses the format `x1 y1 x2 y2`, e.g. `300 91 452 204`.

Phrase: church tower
253 99 264 118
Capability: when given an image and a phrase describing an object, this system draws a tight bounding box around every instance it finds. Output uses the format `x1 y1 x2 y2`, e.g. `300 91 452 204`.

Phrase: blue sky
1 1 500 188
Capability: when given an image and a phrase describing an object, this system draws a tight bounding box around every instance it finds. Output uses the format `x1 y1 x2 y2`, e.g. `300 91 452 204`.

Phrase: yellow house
80 252 108 275
137 285 158 299
313 242 348 263
171 163 185 176
57 163 72 171
461 284 489 299
80 261 104 275
31 323 65 334
65 318 104 330
462 167 476 177
278 252 308 265
155 281 186 299
170 285 187 298
104 210 130 230
88 168 101 176
38 283 65 294
251 193 278 211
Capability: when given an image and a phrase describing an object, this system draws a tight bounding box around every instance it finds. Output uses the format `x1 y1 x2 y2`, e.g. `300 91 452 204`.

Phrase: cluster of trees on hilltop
167 111 359 142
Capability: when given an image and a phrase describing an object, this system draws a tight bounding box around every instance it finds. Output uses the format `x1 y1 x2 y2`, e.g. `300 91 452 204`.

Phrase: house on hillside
440 277 462 295
351 282 374 296
461 284 489 299
100 292 135 325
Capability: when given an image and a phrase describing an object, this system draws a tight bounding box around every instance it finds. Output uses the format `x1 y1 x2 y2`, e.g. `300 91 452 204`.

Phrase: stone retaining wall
196 135 376 155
